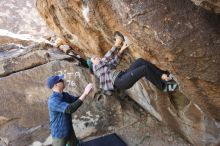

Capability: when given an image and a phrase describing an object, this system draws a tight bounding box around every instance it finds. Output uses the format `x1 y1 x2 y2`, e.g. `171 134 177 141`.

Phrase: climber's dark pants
114 58 168 90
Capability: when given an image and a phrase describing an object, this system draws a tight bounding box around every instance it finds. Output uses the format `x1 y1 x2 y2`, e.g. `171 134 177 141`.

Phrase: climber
86 31 177 93
47 74 93 146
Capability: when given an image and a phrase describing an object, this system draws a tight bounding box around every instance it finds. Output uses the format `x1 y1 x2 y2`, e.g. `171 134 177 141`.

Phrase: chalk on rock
0 137 9 146
59 44 71 53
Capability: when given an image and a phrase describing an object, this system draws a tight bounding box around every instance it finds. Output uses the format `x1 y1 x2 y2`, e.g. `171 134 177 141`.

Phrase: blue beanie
47 74 64 89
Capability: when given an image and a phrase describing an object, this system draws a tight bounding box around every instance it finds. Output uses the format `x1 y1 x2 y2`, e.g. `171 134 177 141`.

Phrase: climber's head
87 57 101 68
87 57 101 74
91 57 101 65
47 74 65 92
87 58 93 69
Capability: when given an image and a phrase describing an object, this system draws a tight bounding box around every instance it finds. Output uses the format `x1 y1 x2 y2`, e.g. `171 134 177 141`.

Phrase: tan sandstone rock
36 0 220 145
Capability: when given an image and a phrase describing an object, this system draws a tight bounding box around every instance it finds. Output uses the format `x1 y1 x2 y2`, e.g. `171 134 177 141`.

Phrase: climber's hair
89 67 94 75
87 58 94 75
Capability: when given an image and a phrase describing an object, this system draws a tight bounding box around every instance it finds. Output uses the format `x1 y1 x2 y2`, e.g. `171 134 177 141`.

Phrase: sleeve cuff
77 99 83 105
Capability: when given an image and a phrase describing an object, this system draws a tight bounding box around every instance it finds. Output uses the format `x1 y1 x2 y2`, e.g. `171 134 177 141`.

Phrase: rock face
0 0 51 37
191 0 220 13
36 0 220 145
0 41 191 146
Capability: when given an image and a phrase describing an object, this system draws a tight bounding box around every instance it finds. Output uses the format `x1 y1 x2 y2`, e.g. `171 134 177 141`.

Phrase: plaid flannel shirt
93 46 122 91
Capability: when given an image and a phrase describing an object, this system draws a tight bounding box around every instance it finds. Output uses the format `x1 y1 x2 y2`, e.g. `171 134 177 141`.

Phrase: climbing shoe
163 80 178 92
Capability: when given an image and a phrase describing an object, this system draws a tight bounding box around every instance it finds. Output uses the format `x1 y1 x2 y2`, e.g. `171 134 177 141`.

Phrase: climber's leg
125 58 169 78
114 61 166 90
114 65 147 89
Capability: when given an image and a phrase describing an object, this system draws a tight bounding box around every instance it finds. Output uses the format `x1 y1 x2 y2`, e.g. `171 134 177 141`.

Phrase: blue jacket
48 91 79 138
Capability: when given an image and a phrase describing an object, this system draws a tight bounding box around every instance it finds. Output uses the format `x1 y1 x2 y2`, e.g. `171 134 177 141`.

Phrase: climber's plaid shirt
93 46 122 91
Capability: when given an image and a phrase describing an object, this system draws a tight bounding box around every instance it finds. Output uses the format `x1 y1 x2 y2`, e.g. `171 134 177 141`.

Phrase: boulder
36 0 220 145
191 0 220 13
0 59 122 145
0 0 51 37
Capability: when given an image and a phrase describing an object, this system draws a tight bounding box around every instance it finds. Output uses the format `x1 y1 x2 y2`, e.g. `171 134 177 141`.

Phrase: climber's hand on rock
120 42 129 52
115 36 123 48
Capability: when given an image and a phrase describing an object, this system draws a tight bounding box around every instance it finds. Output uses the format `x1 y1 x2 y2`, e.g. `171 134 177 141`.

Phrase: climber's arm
92 45 119 70
95 41 128 69
64 83 93 114
108 53 122 67
108 42 129 67
95 46 119 69
104 46 118 59
104 36 123 60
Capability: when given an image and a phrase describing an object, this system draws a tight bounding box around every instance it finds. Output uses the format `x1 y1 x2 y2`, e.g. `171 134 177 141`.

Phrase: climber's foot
163 79 178 92
162 73 178 92
163 80 178 92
